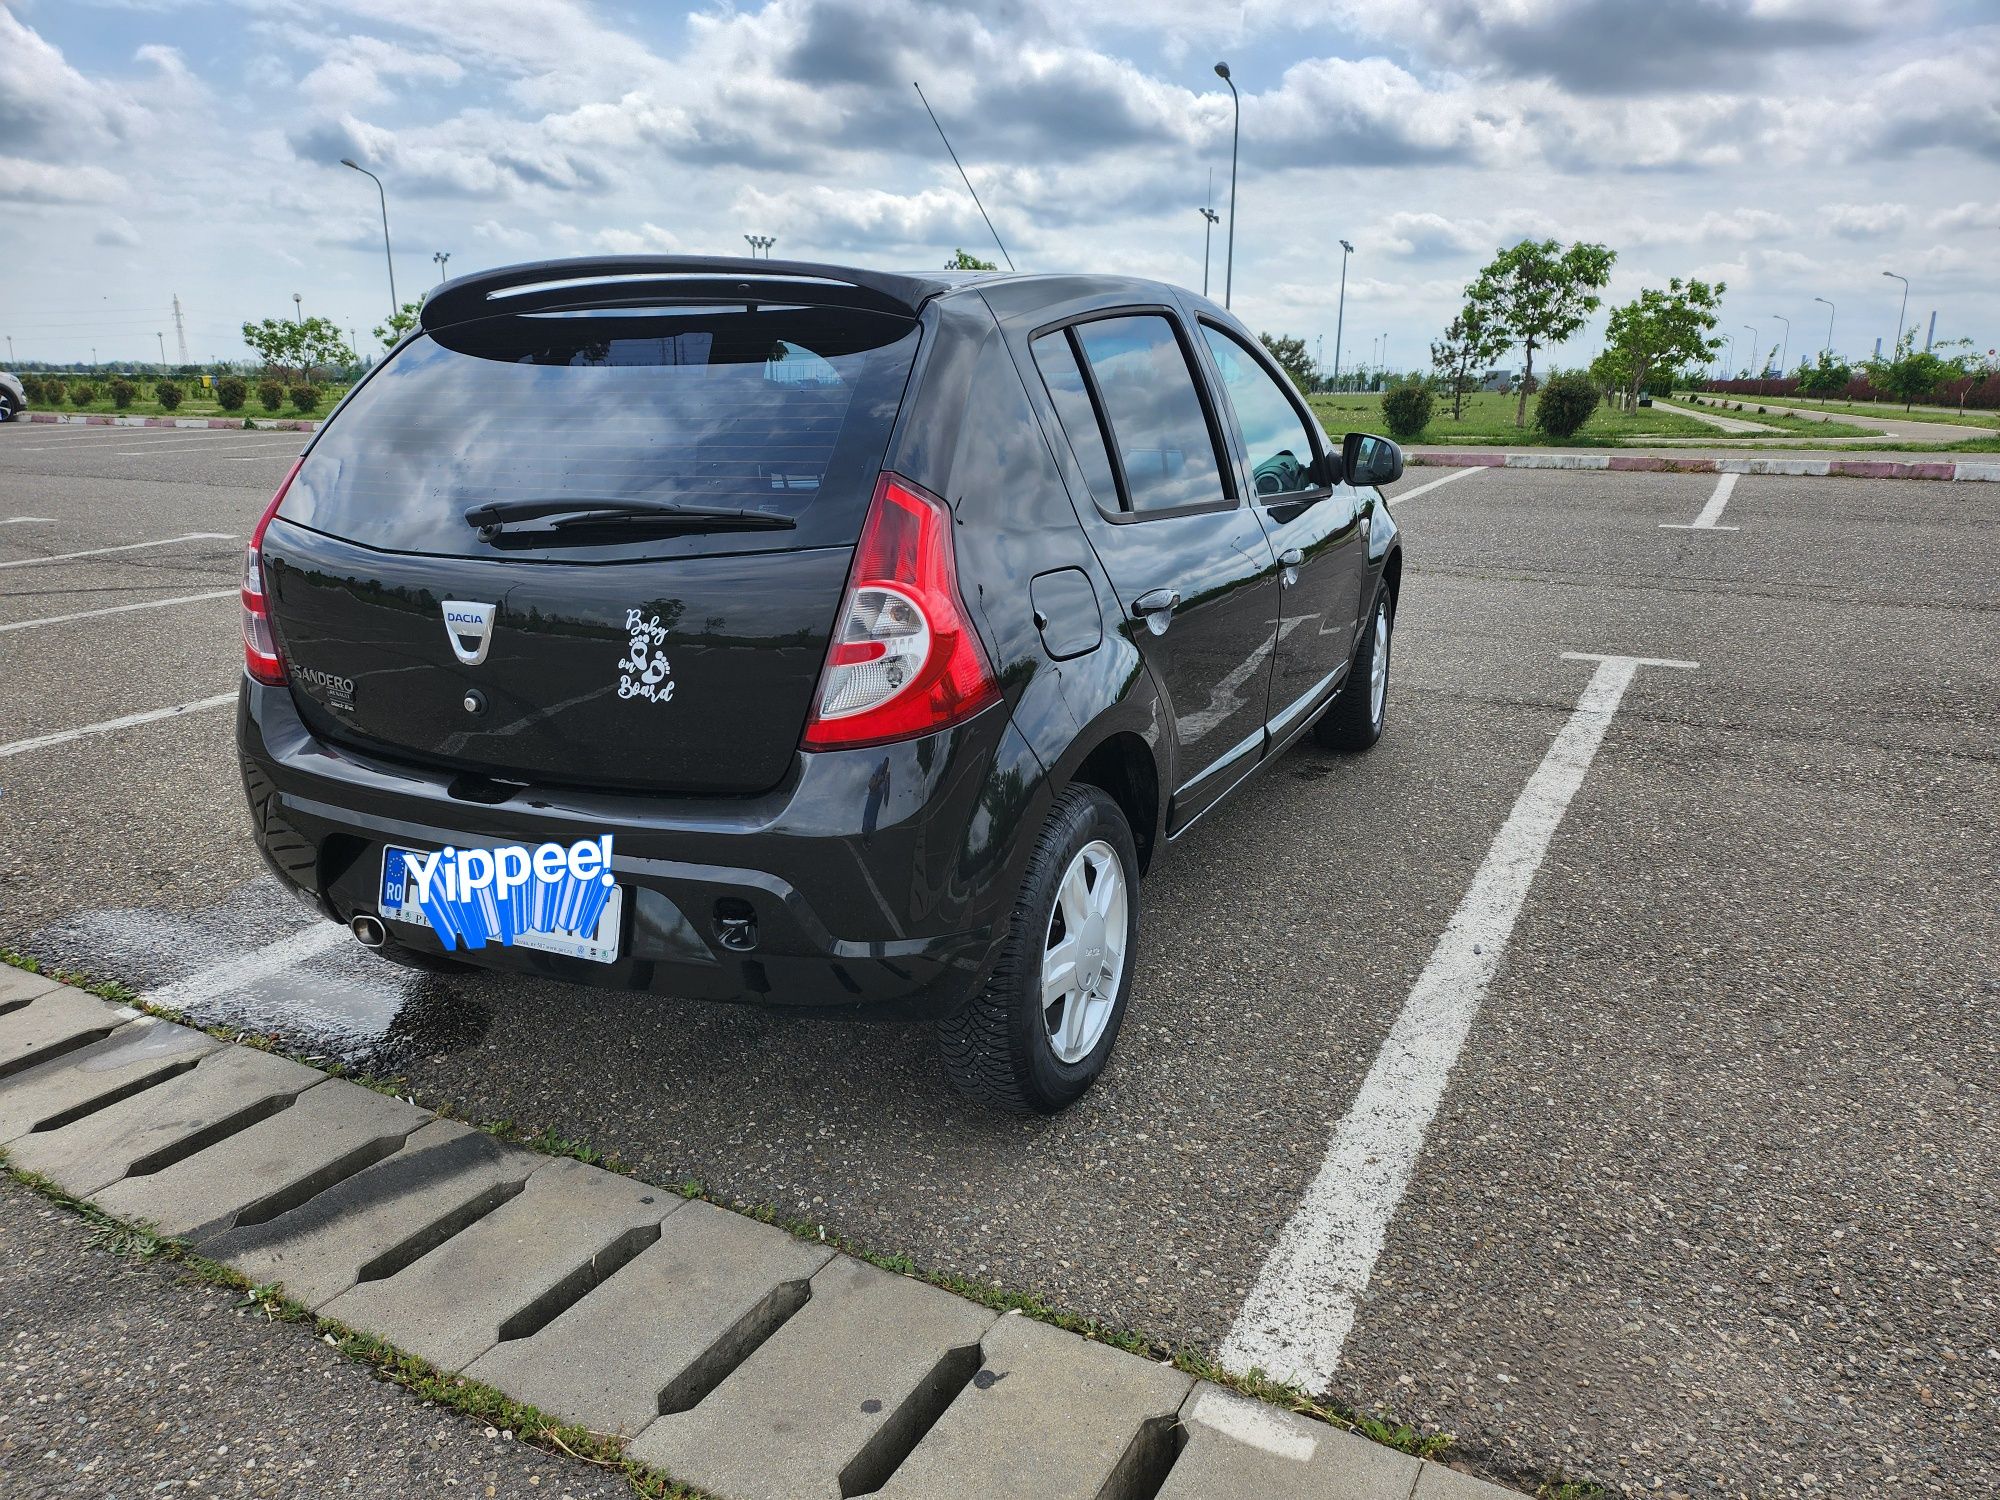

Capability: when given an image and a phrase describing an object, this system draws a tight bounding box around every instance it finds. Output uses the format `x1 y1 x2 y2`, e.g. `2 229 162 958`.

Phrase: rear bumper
237 679 1049 1019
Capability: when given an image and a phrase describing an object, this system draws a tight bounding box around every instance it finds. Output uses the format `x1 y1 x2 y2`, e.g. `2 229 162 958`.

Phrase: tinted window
1030 330 1121 511
1073 316 1226 514
280 302 920 558
1201 325 1318 498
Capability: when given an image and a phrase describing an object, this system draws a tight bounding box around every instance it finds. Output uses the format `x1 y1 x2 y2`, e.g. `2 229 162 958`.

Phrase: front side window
1072 315 1227 514
1200 325 1319 498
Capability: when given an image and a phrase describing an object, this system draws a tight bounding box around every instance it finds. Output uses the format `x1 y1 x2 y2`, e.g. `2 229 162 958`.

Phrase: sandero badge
441 600 496 665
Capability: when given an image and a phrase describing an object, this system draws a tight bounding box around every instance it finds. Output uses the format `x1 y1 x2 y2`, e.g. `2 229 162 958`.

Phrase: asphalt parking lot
2 422 1995 1499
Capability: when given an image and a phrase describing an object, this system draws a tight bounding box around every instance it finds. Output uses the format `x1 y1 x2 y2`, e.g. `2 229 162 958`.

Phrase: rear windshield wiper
464 497 796 539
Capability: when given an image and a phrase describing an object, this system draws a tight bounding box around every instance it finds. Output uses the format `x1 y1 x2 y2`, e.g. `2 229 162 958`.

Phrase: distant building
1479 368 1518 391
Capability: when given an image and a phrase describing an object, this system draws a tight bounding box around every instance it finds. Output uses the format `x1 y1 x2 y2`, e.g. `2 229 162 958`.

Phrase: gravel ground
0 1176 633 1499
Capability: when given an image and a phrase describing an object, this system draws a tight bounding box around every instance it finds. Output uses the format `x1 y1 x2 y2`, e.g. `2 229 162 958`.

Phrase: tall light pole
1214 62 1239 309
156 332 165 365
1772 313 1790 376
293 292 304 327
1743 324 1758 376
1882 270 1909 356
1720 334 1734 380
340 158 399 321
744 234 776 259
1332 238 1352 389
433 251 451 284
1813 296 1834 356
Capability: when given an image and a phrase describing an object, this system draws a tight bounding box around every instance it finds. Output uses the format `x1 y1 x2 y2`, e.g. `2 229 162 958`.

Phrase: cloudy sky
2 0 1995 373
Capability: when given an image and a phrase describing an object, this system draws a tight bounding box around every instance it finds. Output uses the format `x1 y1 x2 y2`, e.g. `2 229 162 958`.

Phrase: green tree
1867 329 1974 411
295 316 354 374
1602 277 1725 410
1465 239 1617 427
1795 350 1852 398
1429 303 1506 421
1258 332 1314 393
241 317 307 382
944 249 997 270
372 299 423 351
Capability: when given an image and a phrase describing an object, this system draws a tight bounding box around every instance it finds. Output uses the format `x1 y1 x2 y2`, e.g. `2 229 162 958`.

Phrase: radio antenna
913 80 1015 271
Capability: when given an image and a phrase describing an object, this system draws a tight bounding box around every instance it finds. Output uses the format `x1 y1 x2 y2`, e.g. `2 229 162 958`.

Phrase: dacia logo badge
441 600 496 666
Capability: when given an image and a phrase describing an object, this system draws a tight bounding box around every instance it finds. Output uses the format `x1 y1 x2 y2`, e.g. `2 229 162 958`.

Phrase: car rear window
279 301 921 558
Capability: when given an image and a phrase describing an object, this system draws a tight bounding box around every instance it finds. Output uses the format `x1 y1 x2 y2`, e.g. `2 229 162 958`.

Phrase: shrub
70 382 98 407
110 377 138 410
155 380 183 411
19 374 43 404
1532 370 1598 438
289 384 321 414
257 379 285 412
42 379 65 407
1380 380 1433 440
215 375 249 412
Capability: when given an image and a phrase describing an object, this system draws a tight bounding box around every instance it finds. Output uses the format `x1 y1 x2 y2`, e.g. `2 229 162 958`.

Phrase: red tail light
242 457 302 686
802 473 1001 750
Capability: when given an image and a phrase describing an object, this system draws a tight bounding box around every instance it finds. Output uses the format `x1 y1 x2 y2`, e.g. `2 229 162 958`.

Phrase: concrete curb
0 979 1525 1499
18 410 321 431
1408 449 1999 482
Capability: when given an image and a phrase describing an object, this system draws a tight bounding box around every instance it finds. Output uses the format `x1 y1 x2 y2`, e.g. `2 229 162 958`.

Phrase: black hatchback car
238 256 1405 1111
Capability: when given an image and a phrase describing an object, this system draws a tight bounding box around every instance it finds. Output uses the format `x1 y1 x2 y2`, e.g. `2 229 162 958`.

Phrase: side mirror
1342 431 1404 488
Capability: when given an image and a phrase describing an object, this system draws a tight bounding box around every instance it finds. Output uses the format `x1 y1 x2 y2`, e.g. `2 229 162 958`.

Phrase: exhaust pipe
350 912 387 949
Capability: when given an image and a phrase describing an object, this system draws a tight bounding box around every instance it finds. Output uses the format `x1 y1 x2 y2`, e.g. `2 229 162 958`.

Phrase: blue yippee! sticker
405 836 616 951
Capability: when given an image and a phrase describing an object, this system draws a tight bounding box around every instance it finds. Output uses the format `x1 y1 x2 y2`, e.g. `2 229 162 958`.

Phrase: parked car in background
0 370 26 421
237 256 1406 1112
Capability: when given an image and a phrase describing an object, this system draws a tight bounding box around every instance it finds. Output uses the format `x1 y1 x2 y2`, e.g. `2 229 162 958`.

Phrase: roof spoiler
420 255 949 331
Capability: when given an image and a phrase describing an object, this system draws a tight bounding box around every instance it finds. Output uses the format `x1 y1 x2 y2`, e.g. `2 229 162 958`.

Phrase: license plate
378 844 624 965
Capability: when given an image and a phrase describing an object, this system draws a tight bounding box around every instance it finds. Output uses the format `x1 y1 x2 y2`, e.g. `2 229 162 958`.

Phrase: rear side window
1200 324 1320 498
1030 331 1122 510
1072 316 1227 514
280 302 920 557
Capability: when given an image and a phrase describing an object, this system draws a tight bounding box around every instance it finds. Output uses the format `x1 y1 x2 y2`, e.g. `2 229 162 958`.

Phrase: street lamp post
340 159 399 321
1813 296 1835 355
156 332 165 365
744 234 776 259
433 251 451 284
1720 334 1733 380
1882 270 1909 356
293 293 304 327
1213 62 1239 309
1743 324 1759 377
1332 239 1352 389
1772 314 1790 377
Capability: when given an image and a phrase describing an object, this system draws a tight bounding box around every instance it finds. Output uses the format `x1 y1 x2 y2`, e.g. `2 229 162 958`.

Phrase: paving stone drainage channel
0 966 1515 1500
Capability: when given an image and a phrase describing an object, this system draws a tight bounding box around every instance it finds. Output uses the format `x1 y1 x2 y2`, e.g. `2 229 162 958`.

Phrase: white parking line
77 433 257 454
0 690 236 758
145 921 351 1011
1387 466 1483 507
0 588 237 634
1660 471 1741 530
1219 649 1699 1392
221 448 305 461
2 516 56 524
0 532 234 569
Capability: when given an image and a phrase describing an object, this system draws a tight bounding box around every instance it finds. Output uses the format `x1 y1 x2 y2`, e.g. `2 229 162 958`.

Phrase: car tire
936 784 1140 1114
0 397 15 423
1314 584 1393 752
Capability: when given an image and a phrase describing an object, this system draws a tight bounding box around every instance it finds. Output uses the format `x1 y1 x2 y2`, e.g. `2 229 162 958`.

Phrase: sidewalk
0 968 1521 1500
1408 446 2000 481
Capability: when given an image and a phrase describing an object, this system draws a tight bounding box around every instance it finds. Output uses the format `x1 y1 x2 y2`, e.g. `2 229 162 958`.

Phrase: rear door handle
1131 588 1180 634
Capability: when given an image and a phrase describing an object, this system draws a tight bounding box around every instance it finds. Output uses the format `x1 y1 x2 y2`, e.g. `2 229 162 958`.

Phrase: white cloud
299 38 464 111
94 216 144 247
0 156 127 204
1823 202 1910 238
1930 201 2000 232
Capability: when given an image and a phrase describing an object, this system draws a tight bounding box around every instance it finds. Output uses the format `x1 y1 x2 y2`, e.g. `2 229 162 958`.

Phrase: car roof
420 255 1203 331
